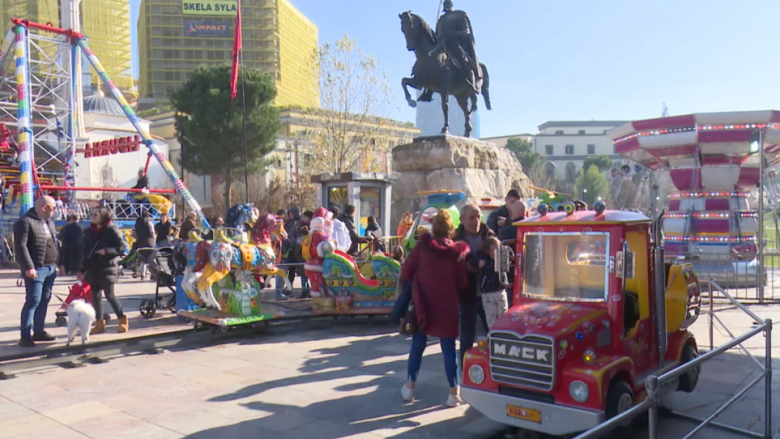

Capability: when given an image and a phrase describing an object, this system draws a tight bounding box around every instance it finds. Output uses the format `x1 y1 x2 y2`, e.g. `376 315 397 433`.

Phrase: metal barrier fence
355 235 403 255
676 252 780 303
573 280 772 439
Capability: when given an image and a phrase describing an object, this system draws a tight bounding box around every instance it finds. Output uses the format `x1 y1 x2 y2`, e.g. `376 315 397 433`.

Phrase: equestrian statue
400 0 491 138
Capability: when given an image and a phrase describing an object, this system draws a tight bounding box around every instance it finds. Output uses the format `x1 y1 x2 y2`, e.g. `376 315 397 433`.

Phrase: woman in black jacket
80 206 129 334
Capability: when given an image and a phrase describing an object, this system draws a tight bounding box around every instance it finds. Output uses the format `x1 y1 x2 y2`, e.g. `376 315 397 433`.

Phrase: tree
172 64 280 209
303 34 397 175
506 137 542 176
574 165 608 206
582 155 613 173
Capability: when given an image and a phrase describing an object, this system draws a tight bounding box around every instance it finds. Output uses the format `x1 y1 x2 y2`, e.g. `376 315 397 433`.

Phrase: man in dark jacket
339 204 365 256
286 207 302 244
453 203 493 365
14 196 63 347
58 214 84 275
131 169 149 190
487 189 521 235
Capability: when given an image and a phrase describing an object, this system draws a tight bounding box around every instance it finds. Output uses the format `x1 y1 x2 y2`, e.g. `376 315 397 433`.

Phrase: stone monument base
391 135 532 227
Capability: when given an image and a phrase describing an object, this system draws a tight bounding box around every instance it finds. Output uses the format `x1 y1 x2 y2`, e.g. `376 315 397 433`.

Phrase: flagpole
239 0 249 204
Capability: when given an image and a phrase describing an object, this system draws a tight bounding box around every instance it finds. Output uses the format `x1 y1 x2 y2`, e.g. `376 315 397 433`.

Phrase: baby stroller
138 247 177 319
54 279 111 326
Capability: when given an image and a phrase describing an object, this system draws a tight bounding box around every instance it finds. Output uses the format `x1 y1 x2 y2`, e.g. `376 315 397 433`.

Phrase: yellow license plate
506 404 542 424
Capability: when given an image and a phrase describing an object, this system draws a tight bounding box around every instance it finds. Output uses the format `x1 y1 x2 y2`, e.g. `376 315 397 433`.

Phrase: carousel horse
225 203 259 243
179 213 289 311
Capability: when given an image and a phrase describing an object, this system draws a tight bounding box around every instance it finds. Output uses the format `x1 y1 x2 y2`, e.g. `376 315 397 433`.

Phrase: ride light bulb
583 350 596 365
569 381 590 403
468 365 485 385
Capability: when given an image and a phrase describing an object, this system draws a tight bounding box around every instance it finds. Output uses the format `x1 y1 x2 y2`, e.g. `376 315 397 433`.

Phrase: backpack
301 234 314 261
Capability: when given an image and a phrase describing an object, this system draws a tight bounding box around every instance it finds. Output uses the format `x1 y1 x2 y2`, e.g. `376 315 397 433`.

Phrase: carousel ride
607 110 780 287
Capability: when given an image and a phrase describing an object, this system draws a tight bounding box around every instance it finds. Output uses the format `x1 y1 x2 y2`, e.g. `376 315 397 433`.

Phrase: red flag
230 0 242 100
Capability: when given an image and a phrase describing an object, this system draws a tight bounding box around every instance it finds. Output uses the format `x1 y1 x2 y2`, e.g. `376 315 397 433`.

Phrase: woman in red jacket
400 209 470 406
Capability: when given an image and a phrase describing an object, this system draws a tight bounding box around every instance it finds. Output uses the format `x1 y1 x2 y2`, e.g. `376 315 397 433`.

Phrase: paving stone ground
0 269 779 438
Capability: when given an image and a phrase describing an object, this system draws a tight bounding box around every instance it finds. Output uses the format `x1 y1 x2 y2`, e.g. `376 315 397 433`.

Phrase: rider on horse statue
429 0 482 93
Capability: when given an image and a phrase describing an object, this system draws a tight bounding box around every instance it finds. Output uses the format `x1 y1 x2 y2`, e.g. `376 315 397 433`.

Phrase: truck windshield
522 232 610 302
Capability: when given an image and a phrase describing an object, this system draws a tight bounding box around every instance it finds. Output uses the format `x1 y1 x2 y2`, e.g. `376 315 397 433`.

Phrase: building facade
480 133 534 148
0 0 134 93
532 120 628 183
137 0 318 109
146 108 418 212
75 93 170 197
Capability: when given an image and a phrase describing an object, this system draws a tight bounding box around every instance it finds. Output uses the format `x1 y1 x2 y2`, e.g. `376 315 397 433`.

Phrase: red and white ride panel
607 110 780 257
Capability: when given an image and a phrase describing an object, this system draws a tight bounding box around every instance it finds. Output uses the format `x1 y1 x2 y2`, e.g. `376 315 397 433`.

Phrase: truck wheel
677 342 699 392
606 380 633 421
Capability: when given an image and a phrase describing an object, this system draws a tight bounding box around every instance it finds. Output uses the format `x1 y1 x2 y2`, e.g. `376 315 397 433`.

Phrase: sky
131 0 780 138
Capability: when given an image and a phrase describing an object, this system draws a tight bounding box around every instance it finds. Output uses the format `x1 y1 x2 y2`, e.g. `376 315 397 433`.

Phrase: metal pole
759 129 766 302
765 318 772 438
709 279 714 351
646 375 659 439
239 0 249 204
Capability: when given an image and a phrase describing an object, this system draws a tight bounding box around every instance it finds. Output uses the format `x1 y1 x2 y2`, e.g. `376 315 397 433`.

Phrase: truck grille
489 331 555 391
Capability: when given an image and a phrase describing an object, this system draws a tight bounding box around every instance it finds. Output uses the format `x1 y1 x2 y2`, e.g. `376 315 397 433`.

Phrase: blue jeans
407 332 458 388
20 265 56 339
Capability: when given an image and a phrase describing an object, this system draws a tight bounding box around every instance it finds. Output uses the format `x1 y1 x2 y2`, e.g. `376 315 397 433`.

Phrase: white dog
66 299 97 346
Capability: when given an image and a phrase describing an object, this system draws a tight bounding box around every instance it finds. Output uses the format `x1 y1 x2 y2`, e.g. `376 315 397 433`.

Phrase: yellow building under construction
0 0 134 93
138 0 318 109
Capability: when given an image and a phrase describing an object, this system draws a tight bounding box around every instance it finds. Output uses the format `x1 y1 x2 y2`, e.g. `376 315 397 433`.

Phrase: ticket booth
312 173 392 236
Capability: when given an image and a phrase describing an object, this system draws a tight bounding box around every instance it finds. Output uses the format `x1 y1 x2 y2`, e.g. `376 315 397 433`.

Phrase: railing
573 280 772 439
670 251 780 303
355 235 404 255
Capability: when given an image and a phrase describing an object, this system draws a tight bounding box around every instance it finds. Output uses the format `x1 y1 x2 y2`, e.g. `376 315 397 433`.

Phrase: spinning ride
607 111 780 286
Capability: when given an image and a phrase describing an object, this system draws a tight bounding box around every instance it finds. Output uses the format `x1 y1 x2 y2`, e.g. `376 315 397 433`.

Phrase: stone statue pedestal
390 135 531 226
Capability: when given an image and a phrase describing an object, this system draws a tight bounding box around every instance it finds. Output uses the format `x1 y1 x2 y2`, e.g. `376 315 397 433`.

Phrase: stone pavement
0 268 779 438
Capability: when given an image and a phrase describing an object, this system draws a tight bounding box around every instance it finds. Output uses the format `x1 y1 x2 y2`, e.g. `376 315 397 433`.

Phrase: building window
545 145 553 155
587 144 595 154
578 130 585 135
565 145 574 155
555 130 564 135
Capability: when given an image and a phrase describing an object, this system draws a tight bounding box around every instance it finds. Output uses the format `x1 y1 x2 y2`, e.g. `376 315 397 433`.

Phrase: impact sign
184 20 232 37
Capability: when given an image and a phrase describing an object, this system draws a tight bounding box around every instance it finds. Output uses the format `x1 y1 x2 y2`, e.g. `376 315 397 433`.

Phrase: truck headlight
569 380 589 403
468 365 485 384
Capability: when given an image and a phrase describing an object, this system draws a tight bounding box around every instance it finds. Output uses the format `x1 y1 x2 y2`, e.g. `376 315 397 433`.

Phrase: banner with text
182 0 237 16
184 20 232 37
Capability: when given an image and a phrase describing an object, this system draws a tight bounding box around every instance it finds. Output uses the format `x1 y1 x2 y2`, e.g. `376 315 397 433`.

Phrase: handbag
399 278 417 336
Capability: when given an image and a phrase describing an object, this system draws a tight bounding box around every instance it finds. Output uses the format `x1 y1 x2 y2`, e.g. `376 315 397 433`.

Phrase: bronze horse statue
399 11 491 138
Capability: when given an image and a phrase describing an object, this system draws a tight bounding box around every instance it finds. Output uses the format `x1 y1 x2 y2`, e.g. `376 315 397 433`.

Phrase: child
472 236 508 328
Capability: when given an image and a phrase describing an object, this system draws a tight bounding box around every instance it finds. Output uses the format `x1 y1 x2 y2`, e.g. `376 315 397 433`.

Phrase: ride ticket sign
182 0 237 16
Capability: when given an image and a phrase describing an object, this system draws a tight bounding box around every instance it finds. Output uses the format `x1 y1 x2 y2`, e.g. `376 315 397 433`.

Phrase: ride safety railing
573 280 772 439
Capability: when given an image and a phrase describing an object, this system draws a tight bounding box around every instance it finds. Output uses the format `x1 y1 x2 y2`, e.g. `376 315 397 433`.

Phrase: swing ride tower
0 16 209 227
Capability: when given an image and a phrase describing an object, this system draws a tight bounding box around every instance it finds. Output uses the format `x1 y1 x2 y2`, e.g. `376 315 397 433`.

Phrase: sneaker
446 393 464 407
401 384 415 402
32 331 56 342
18 338 36 348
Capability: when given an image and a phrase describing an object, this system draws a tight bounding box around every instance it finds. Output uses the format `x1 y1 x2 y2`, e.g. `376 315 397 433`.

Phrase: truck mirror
494 244 515 274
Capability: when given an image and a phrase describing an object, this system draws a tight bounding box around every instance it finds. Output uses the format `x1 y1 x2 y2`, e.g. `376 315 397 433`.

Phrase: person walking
154 213 173 246
400 209 469 407
472 236 508 328
14 196 64 347
454 203 493 365
81 206 128 334
58 213 84 275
